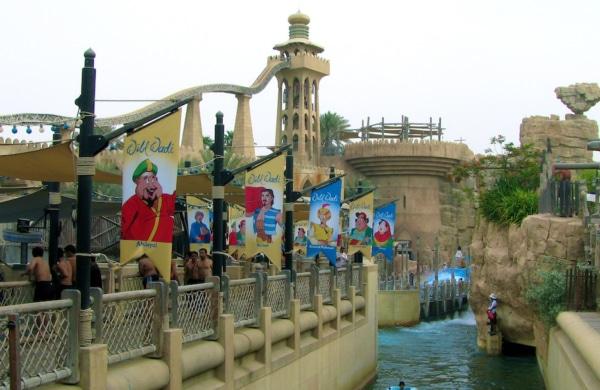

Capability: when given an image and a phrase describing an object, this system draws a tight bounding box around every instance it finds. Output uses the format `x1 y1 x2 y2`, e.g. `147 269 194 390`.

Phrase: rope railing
335 267 349 299
0 290 79 389
351 263 363 295
294 272 314 310
264 271 291 319
222 274 262 328
315 266 333 304
169 278 221 343
0 281 33 306
90 284 165 365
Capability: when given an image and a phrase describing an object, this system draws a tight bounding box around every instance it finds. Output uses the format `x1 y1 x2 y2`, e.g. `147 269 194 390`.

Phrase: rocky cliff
470 214 584 349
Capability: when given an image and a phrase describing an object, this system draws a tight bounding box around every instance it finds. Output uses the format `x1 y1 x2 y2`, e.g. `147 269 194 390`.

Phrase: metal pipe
212 112 225 278
75 49 96 309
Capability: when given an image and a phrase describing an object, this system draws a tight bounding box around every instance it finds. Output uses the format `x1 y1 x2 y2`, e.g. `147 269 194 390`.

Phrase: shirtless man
138 254 159 288
64 244 77 284
54 247 73 299
24 246 55 302
186 249 213 284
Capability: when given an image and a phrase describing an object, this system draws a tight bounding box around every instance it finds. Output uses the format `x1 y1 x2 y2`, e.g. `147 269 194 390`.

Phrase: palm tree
320 111 350 155
224 130 234 147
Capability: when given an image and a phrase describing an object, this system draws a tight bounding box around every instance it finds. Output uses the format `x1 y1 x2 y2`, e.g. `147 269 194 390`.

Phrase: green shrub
525 266 567 327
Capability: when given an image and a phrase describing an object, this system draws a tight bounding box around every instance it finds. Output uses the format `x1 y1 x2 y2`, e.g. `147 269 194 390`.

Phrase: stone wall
470 215 584 350
520 114 598 163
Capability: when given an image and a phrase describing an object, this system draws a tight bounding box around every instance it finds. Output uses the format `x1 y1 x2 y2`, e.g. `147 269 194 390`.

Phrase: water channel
367 309 545 389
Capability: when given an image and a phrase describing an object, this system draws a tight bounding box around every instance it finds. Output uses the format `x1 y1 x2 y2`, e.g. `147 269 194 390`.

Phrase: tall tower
274 12 329 166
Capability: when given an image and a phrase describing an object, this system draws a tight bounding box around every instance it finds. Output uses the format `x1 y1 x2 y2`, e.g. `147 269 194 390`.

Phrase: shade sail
0 189 121 223
0 141 120 184
176 174 245 204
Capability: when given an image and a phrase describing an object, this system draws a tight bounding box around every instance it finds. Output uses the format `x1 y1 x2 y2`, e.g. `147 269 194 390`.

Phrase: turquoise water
368 310 545 390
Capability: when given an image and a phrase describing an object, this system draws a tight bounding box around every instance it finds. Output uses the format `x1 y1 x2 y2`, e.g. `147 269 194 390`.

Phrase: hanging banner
307 179 342 265
293 220 308 256
348 192 374 257
244 154 285 268
372 201 396 261
186 196 212 253
120 110 181 282
228 203 246 258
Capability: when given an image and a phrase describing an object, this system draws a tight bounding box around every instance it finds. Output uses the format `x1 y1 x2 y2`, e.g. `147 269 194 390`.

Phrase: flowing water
367 309 545 389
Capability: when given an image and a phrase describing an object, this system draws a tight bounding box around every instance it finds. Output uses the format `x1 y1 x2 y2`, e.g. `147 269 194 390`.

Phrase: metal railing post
221 274 230 314
169 280 179 328
63 289 81 384
90 287 103 343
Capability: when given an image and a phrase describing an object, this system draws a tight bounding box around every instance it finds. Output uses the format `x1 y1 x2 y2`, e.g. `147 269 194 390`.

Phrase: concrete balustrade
1 263 375 389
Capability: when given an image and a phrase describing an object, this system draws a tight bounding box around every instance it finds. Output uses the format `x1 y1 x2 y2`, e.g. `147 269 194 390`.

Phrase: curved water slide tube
0 58 290 128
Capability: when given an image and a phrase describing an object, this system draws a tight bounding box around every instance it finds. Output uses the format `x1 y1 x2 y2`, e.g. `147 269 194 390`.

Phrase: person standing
454 246 464 268
487 293 498 335
53 247 72 299
64 244 77 285
23 246 55 302
336 247 348 268
138 254 159 288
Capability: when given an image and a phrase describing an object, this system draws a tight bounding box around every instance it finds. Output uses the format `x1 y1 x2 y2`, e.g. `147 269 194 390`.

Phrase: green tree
320 111 350 155
453 135 542 225
224 130 234 148
203 136 214 150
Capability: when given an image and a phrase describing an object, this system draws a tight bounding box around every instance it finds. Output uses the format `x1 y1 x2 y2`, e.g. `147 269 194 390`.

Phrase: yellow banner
348 192 373 258
120 110 181 282
293 220 308 256
244 154 285 268
227 203 246 258
186 196 212 253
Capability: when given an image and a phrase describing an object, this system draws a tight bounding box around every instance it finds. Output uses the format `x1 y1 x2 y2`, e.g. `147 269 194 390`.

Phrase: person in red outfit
121 159 176 242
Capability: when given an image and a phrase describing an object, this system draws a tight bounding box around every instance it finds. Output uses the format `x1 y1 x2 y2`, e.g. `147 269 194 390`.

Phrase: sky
2 0 600 154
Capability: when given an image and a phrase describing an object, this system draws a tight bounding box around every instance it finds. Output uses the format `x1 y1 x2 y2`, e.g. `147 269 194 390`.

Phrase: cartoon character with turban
310 204 334 245
121 159 176 242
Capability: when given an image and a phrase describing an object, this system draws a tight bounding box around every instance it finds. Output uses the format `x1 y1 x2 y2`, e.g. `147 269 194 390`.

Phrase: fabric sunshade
0 141 120 183
0 189 121 223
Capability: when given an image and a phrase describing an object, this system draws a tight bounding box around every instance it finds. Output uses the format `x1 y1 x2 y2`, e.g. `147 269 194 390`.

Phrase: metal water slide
0 57 290 128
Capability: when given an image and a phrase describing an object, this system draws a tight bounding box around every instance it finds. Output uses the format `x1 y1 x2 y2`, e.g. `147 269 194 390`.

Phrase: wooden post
8 313 21 390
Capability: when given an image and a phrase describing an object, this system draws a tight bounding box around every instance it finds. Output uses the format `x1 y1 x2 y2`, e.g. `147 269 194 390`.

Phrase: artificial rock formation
555 83 600 115
520 115 598 163
470 215 584 349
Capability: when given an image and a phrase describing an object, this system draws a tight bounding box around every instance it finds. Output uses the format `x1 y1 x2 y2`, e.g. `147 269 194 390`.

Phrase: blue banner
307 179 342 265
372 202 396 261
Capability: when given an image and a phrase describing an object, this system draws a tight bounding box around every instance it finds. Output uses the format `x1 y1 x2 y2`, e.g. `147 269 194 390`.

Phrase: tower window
304 114 309 130
293 134 299 151
304 78 309 109
282 135 288 146
305 134 310 159
293 78 300 109
282 114 288 131
293 113 299 130
282 80 289 110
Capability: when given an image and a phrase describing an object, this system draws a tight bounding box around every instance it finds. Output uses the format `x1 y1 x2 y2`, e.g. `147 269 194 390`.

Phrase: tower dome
288 11 310 40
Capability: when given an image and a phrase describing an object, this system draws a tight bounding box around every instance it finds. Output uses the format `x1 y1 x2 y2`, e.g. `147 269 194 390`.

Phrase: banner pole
284 149 294 271
212 112 225 277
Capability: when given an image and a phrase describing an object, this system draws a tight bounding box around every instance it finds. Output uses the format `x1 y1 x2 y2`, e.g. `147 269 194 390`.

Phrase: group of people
137 248 214 288
23 245 102 302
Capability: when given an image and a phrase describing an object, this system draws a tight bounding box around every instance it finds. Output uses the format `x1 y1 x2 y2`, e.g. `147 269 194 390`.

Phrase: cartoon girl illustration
373 219 393 248
310 204 333 245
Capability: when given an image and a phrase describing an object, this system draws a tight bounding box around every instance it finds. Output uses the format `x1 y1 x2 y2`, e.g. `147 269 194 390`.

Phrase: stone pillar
79 344 108 390
232 94 255 160
182 96 204 153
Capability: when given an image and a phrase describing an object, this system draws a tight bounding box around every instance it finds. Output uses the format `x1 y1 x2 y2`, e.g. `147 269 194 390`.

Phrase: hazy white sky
2 0 600 154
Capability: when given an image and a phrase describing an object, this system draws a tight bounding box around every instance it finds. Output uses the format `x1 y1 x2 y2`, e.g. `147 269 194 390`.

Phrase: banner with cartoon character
228 203 246 258
307 179 341 265
372 201 396 261
186 196 212 253
348 192 374 257
293 220 308 256
244 154 285 268
120 110 181 282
